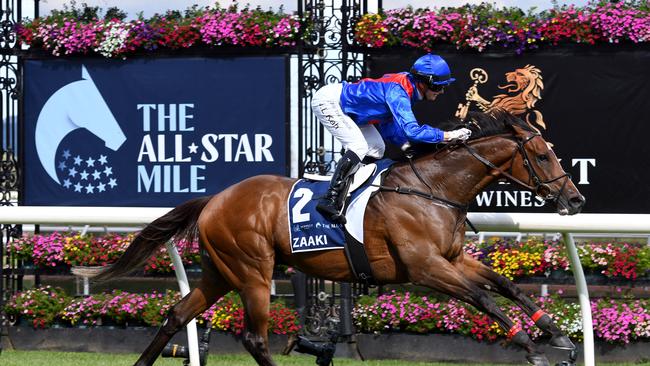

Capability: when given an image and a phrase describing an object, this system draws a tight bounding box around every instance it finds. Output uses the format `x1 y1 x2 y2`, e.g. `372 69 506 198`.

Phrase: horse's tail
71 196 212 282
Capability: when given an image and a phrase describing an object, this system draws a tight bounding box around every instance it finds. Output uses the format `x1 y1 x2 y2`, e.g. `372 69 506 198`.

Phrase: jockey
311 53 472 223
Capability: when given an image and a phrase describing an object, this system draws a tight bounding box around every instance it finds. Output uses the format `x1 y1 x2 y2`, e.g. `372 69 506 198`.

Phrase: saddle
295 161 392 286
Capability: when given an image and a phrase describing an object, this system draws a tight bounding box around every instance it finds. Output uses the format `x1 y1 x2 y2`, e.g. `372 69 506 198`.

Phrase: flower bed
4 286 300 335
10 232 649 279
8 232 200 274
353 291 650 344
17 3 301 57
465 238 650 280
354 2 650 53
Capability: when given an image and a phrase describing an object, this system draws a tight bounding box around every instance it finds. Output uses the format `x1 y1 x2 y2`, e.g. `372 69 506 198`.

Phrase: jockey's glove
443 127 472 142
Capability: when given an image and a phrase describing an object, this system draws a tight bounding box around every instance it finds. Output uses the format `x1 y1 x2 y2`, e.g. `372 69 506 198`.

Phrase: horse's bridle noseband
463 133 572 204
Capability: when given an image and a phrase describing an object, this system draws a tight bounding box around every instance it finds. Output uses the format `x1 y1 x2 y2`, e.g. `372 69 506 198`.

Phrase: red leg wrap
531 310 547 323
507 324 523 340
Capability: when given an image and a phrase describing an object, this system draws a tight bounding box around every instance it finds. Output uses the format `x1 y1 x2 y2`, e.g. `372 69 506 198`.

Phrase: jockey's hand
443 128 472 143
401 141 415 158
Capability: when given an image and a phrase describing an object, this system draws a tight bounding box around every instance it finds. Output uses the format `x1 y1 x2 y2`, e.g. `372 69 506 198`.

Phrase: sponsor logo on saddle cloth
288 159 394 253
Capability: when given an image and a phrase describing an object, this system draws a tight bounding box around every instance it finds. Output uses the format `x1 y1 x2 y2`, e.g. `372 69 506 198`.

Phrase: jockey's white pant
311 83 385 161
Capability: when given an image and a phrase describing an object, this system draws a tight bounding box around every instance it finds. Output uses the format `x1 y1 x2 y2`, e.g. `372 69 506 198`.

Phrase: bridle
373 130 572 234
462 132 572 204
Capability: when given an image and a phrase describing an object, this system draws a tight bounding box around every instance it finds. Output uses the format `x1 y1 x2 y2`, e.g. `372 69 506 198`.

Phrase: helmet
410 54 455 89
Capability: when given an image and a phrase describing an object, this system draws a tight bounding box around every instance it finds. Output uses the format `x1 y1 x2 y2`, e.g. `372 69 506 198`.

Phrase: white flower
95 21 132 58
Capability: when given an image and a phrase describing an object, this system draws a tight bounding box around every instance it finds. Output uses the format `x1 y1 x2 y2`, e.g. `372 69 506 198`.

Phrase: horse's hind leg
238 264 277 366
134 262 231 366
459 255 575 350
409 255 550 366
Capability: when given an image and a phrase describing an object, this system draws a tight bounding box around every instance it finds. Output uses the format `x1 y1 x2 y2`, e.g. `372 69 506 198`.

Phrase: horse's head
67 66 126 151
508 123 585 215
458 110 585 215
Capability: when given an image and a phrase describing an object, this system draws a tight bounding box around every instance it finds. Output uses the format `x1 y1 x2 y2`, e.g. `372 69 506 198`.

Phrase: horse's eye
537 154 549 162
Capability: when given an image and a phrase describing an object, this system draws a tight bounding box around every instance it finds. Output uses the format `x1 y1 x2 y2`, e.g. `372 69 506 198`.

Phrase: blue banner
24 57 287 206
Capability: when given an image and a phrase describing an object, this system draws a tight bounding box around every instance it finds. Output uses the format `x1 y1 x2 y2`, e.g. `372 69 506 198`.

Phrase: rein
463 139 537 191
372 149 478 234
463 133 572 204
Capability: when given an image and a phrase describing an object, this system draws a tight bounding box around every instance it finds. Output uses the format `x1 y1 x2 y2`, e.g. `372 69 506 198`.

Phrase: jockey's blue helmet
410 54 455 89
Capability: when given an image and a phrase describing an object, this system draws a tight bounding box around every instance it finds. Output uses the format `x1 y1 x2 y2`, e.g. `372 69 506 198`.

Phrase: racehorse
74 109 585 366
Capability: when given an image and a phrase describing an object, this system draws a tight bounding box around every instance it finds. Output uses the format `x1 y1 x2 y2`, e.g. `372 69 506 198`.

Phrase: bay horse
74 110 585 366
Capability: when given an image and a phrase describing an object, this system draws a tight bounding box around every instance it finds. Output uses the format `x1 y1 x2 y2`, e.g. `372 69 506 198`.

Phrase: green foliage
104 7 127 21
4 286 71 328
50 1 102 22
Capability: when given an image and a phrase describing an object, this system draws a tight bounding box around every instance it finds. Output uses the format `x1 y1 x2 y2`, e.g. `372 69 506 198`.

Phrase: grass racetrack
2 351 650 366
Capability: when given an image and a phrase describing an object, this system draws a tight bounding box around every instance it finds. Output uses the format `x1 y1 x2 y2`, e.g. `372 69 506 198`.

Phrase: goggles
410 68 452 92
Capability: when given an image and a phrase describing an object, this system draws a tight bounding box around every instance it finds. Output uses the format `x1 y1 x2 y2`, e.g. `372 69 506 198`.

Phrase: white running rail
2 207 650 366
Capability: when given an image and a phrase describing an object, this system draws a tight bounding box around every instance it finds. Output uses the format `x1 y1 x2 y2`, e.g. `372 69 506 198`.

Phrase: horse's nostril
569 195 585 208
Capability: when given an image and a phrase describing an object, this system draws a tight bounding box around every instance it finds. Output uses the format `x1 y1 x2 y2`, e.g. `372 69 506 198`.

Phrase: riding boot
316 150 361 224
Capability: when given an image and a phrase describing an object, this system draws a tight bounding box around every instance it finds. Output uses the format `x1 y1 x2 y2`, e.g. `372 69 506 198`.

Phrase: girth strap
342 228 376 286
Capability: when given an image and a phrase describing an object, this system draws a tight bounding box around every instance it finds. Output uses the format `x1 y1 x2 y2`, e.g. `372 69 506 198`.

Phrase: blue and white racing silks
339 72 444 146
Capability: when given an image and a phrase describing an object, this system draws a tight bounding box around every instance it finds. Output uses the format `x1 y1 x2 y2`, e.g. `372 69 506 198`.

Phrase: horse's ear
81 65 92 81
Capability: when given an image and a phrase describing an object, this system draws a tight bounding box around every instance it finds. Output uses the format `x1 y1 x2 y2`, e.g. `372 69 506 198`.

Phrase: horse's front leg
403 250 550 366
457 255 576 350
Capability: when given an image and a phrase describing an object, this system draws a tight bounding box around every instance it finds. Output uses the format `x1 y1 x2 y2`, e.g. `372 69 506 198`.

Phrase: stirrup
316 200 346 224
329 212 346 225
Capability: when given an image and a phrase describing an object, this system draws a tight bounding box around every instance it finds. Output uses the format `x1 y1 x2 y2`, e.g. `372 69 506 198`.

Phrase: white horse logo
36 65 126 184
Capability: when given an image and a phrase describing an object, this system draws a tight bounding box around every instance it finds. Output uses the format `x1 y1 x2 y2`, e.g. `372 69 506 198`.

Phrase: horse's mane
438 109 535 139
400 109 534 158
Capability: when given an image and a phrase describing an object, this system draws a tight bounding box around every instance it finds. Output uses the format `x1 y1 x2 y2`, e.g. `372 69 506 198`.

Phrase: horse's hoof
526 353 550 366
550 335 576 350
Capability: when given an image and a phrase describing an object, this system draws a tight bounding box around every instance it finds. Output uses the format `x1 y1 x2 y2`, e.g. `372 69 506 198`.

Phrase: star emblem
188 143 199 154
58 150 116 195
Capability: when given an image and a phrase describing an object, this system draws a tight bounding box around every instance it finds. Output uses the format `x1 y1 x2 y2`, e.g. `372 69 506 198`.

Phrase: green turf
1 351 649 366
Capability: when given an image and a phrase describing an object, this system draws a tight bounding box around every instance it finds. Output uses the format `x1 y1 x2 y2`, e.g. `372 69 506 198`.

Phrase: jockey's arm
385 84 444 144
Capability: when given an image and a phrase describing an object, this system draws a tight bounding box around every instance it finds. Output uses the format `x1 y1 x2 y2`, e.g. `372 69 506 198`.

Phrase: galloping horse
75 110 585 366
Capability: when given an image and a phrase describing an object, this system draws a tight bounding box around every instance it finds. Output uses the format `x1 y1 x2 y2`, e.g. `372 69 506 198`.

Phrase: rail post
165 241 201 366
562 232 595 366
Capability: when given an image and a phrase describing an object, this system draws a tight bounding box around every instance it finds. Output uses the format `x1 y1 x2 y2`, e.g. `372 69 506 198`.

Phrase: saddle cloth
288 159 394 253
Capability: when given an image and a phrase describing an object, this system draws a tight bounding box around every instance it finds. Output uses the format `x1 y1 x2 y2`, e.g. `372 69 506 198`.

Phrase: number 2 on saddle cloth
287 159 395 284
